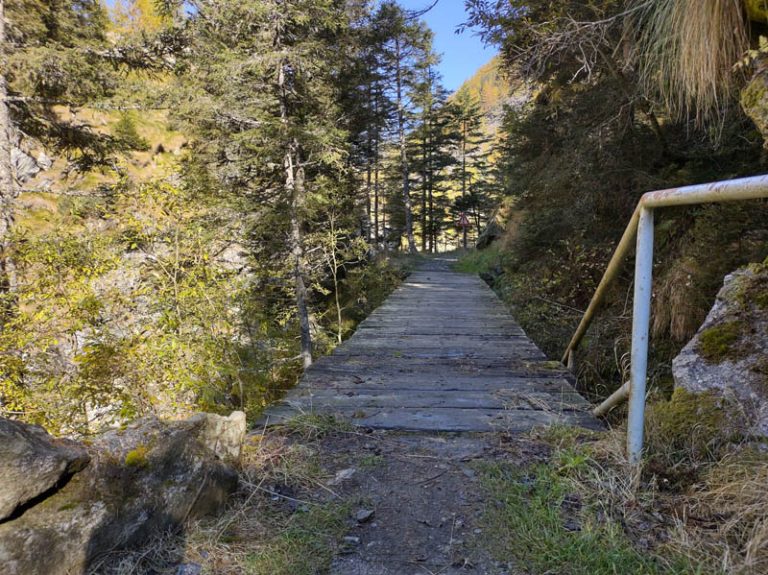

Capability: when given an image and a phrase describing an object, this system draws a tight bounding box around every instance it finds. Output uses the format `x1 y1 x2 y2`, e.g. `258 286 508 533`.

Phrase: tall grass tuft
630 0 749 126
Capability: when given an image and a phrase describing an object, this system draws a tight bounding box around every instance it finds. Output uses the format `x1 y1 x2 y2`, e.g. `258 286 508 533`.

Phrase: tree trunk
365 155 372 241
395 36 416 254
373 91 380 247
0 0 18 322
365 85 373 242
279 60 312 368
420 129 427 252
290 151 312 368
428 167 434 253
461 120 467 198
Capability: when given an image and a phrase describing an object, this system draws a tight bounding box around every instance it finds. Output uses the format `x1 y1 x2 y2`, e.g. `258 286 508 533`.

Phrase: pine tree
447 88 490 248
372 1 431 253
177 0 351 368
409 63 457 253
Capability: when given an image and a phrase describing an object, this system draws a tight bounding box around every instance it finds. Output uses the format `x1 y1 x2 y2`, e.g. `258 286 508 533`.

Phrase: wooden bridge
266 257 599 433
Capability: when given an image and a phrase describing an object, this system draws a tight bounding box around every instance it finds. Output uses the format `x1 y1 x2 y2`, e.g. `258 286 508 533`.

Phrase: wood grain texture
264 257 601 432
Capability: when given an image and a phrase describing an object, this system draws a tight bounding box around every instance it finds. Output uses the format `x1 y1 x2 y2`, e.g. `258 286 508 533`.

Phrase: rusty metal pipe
593 381 630 417
561 206 641 365
640 174 768 208
562 174 768 464
562 174 768 367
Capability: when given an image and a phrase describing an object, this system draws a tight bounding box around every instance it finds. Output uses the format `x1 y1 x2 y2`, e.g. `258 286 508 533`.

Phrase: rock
329 467 356 486
339 536 361 554
0 418 90 521
193 410 247 463
672 263 768 436
742 54 768 148
475 213 504 250
355 508 375 523
0 411 245 575
176 563 203 575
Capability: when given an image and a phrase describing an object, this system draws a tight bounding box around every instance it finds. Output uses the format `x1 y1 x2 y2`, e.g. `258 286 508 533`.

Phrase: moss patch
697 321 743 363
124 445 150 468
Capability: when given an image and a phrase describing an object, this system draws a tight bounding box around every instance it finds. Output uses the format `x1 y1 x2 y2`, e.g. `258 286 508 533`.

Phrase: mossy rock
673 264 768 438
741 68 768 145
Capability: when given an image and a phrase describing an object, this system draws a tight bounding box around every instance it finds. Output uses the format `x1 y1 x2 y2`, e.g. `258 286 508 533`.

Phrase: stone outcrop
475 214 504 250
673 262 768 437
0 411 246 575
0 418 91 521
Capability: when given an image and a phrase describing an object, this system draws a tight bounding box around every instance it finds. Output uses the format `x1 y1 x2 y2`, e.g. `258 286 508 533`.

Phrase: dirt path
325 431 501 574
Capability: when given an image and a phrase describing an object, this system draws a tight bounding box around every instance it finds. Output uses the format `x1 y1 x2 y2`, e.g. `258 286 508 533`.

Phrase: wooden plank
300 373 577 391
264 406 601 433
281 389 591 411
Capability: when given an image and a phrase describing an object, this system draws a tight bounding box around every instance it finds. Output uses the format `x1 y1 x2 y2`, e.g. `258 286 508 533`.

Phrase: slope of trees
0 0 506 433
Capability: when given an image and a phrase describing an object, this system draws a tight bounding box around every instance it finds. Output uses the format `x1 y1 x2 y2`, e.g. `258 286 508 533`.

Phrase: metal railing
562 175 768 464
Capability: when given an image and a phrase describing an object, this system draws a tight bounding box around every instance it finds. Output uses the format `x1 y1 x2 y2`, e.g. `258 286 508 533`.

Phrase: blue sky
397 0 497 92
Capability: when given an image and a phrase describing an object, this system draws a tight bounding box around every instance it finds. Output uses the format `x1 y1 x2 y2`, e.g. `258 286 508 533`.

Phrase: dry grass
537 403 768 575
652 257 707 342
89 424 352 575
672 450 768 574
630 0 749 126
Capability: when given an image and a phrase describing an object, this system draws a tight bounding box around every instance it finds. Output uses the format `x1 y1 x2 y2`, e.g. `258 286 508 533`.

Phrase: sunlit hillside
452 55 530 138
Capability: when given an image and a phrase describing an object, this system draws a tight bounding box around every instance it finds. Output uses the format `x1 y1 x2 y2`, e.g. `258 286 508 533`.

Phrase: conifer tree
0 0 117 316
447 88 490 248
177 0 351 367
373 1 431 253
409 65 457 252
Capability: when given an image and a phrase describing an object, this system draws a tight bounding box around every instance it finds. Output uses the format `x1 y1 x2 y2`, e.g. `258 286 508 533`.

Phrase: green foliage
464 0 768 402
113 112 150 151
455 245 502 275
1 177 271 433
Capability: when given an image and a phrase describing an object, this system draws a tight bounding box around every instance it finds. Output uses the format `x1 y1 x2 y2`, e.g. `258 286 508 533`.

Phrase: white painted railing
562 175 768 464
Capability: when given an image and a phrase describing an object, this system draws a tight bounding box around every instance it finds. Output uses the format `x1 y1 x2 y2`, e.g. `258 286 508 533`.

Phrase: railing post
627 206 654 465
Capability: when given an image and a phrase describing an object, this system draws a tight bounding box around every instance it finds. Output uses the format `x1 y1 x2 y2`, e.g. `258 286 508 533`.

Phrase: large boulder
0 411 246 575
0 418 91 521
672 262 768 437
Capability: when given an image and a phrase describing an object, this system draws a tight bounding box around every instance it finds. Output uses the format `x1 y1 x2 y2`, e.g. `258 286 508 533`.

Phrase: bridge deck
265 258 600 432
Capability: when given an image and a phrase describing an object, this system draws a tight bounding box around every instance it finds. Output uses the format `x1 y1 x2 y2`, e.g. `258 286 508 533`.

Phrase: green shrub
113 112 150 151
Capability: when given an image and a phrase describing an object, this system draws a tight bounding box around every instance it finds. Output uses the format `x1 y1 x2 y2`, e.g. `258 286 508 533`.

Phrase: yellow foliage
746 0 768 22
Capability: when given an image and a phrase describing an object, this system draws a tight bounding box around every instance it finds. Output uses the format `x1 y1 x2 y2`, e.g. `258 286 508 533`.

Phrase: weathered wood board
263 257 600 433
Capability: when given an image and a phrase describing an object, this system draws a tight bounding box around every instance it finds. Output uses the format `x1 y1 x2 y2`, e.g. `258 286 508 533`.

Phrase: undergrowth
90 425 354 575
479 458 677 575
479 399 768 575
453 244 502 275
